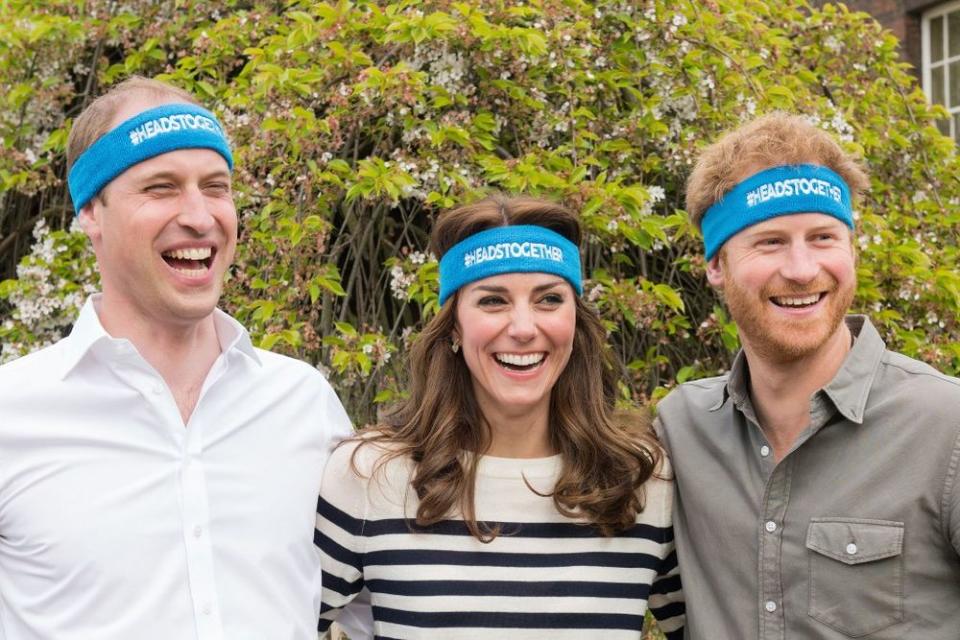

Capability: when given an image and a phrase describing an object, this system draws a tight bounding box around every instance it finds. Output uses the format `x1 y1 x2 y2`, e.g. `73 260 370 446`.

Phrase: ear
706 253 725 288
77 199 102 243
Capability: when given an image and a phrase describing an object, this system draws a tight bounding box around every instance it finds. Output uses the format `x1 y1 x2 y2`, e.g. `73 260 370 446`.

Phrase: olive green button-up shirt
656 316 960 639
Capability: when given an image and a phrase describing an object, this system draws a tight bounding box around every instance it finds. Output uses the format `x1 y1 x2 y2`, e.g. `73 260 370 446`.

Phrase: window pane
933 15 945 62
953 113 960 140
933 64 946 105
950 60 960 106
950 11 960 58
937 118 951 136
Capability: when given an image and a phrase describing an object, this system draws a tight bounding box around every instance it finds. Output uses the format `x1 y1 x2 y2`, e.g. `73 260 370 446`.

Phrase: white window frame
923 0 960 139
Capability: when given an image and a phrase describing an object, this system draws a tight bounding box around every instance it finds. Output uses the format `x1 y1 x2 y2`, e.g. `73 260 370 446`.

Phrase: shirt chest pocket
806 518 904 637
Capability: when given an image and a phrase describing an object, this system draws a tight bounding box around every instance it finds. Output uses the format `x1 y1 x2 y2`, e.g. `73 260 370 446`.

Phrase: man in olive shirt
656 113 960 639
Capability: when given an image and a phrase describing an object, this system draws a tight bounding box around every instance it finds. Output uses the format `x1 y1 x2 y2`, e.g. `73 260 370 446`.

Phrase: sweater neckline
475 453 562 479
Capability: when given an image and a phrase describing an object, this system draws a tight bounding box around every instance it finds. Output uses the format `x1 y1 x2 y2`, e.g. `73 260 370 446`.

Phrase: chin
495 394 547 413
164 297 221 322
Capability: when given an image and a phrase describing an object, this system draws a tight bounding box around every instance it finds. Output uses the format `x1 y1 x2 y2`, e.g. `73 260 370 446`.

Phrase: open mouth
161 247 215 277
770 292 825 309
494 352 546 372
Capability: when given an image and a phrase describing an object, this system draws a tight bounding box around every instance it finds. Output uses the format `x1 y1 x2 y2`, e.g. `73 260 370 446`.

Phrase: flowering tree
2 0 959 425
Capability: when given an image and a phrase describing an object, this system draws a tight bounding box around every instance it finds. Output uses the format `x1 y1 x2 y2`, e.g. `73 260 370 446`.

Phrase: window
923 1 960 139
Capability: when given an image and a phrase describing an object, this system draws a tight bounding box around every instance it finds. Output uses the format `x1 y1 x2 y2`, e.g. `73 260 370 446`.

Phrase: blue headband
438 225 583 305
700 164 854 260
68 103 234 213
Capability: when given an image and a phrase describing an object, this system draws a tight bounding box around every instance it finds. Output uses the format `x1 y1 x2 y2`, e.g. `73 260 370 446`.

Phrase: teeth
171 267 208 278
495 353 545 366
773 294 821 307
163 247 212 260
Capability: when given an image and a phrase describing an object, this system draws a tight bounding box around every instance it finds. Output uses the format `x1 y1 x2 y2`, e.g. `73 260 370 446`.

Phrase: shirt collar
60 294 261 379
819 315 884 424
712 315 885 424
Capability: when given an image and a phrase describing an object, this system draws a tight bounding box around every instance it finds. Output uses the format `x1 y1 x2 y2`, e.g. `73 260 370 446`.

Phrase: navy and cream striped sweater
316 440 685 639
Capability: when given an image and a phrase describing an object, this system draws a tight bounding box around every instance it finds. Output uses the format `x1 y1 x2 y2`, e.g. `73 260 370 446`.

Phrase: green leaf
335 321 358 337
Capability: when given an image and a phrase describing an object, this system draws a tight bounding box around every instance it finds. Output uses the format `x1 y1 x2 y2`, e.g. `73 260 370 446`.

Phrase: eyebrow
744 221 845 238
471 280 567 294
136 169 231 184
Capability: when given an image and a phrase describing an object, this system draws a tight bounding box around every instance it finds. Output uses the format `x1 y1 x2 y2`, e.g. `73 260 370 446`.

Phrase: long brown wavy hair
356 194 662 539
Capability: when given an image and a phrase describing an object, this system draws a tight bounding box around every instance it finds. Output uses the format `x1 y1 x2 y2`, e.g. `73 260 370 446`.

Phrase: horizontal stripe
650 572 681 595
364 548 662 569
316 528 363 571
318 495 365 536
371 592 661 616
657 549 679 575
321 570 363 598
319 495 672 541
650 600 686 623
374 622 655 640
362 532 671 558
365 517 670 540
363 563 652 584
373 606 644 630
366 578 651 599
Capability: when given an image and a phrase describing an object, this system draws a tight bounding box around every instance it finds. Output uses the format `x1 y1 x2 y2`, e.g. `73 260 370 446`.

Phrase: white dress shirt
0 296 353 640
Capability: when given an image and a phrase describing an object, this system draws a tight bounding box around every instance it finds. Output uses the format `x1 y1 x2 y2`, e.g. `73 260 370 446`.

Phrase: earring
451 337 461 353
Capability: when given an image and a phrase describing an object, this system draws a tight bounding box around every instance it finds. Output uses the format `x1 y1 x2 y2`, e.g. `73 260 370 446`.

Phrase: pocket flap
806 518 904 565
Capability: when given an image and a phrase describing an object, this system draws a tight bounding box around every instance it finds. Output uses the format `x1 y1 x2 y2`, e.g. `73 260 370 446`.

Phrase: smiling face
707 213 856 363
79 95 237 330
454 272 576 427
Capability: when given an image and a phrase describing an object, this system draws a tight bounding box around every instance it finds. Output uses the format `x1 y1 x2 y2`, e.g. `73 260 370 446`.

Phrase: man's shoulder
878 348 960 396
658 373 730 415
873 348 960 416
0 341 67 388
251 347 333 387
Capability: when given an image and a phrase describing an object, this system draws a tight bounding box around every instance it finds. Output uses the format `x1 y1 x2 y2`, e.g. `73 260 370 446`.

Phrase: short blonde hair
66 76 198 171
685 112 869 228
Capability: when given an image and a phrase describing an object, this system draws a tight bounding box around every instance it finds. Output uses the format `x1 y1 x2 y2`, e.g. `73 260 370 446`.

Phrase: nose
507 304 537 342
779 242 820 283
176 185 216 234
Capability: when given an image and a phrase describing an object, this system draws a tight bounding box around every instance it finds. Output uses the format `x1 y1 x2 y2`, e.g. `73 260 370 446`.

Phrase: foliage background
4 0 959 414
2 0 960 636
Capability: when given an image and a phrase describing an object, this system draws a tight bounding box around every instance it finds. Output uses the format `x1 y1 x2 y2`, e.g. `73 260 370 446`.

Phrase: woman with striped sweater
316 195 684 639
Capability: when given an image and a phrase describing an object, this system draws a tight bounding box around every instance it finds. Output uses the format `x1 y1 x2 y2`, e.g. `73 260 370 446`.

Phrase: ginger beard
721 262 855 363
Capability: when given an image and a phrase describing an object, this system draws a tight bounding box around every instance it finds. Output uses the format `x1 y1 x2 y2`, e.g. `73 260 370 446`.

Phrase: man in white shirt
0 77 361 639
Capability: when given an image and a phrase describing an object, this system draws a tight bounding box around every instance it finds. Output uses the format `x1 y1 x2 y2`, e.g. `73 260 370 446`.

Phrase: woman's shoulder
323 430 417 514
328 430 415 477
634 453 675 527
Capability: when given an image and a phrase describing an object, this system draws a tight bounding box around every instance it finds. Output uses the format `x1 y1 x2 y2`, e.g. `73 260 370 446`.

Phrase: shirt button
765 600 777 613
765 521 777 533
760 445 771 457
151 385 163 395
846 543 858 555
193 525 203 538
202 603 212 615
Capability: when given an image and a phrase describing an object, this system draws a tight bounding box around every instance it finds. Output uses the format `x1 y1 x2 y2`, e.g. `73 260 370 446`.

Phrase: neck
479 399 554 459
743 320 851 461
96 293 222 424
